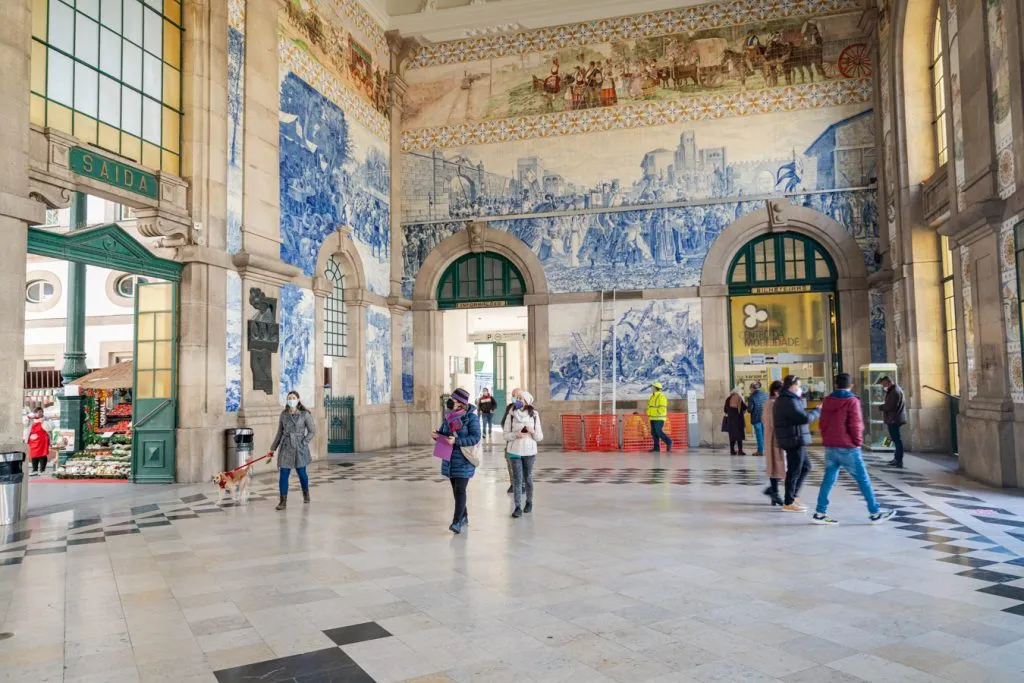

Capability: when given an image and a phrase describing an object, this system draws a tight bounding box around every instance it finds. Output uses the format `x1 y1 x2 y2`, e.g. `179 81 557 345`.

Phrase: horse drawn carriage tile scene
402 3 870 129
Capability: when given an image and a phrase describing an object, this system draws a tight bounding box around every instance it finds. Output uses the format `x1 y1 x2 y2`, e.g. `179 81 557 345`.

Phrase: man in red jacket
812 373 894 525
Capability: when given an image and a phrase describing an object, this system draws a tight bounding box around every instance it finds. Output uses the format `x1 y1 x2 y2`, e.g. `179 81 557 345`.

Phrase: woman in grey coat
268 391 316 510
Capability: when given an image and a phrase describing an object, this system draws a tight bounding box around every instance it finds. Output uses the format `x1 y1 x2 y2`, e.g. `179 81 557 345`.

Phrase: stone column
409 302 444 442
171 0 233 483
388 299 410 447
0 0 43 454
699 285 730 447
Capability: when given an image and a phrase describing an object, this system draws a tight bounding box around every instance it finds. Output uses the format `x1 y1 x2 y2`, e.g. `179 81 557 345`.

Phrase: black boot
302 489 310 504
275 495 287 511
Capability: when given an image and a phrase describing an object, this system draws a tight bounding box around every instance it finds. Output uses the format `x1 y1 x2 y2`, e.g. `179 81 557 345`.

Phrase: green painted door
492 343 507 411
132 282 178 483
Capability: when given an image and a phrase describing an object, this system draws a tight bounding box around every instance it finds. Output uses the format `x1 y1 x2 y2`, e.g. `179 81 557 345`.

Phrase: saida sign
69 147 158 200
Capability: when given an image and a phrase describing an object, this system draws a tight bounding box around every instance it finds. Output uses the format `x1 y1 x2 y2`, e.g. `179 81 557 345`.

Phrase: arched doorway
436 251 527 412
727 231 840 417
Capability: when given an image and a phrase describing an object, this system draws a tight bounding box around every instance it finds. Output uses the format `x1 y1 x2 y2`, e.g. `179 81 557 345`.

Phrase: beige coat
762 397 786 479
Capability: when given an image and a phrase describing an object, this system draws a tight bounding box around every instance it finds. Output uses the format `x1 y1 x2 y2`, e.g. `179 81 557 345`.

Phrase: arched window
727 232 837 293
324 257 348 358
931 8 948 166
436 252 525 309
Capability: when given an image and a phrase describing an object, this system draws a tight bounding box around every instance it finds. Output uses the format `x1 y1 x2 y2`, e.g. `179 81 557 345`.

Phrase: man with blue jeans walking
813 373 894 525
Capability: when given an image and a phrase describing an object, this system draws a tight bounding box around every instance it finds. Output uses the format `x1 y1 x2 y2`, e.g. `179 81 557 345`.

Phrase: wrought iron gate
325 396 355 453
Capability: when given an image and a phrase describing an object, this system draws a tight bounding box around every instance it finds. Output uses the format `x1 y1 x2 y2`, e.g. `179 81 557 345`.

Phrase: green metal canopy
27 224 183 282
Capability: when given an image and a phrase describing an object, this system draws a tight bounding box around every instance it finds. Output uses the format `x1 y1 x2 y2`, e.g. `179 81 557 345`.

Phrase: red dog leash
227 452 273 475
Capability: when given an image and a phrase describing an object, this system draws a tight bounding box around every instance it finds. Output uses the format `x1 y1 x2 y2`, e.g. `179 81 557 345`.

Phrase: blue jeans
887 423 904 465
815 447 880 515
481 413 493 436
752 422 764 454
279 467 309 495
650 420 672 451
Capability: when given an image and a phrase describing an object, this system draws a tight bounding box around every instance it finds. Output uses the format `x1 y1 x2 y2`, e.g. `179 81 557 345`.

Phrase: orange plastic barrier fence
561 414 584 451
583 414 618 452
621 413 689 452
621 414 654 452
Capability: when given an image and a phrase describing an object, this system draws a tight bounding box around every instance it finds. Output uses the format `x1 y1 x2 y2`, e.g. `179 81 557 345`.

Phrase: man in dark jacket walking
772 375 820 512
812 373 895 525
747 382 768 457
879 376 907 468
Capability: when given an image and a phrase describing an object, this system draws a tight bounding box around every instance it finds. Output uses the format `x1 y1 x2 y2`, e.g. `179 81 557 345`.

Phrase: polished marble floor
2 444 1024 682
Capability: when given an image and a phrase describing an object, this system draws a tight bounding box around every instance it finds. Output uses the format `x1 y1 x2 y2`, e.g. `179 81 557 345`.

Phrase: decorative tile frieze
401 78 871 152
228 0 245 33
279 36 391 142
408 0 864 69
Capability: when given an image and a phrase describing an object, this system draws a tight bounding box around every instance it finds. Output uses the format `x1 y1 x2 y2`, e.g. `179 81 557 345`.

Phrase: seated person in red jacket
812 373 895 525
27 408 51 476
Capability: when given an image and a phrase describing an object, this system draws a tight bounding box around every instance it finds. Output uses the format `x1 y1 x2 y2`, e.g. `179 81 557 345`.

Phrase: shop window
30 0 183 175
931 8 948 167
940 236 959 396
324 257 348 358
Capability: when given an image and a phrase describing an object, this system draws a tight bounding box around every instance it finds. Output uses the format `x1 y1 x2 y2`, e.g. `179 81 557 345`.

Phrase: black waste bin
0 452 27 526
226 428 254 471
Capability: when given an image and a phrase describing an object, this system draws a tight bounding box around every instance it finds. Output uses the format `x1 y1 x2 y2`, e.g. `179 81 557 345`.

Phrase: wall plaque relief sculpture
248 288 279 395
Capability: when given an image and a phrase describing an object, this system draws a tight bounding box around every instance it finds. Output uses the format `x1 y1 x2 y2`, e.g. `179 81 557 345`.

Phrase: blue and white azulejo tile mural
227 26 245 255
225 271 242 413
548 298 704 401
279 71 391 295
279 285 316 406
402 188 878 296
402 313 414 404
366 306 392 405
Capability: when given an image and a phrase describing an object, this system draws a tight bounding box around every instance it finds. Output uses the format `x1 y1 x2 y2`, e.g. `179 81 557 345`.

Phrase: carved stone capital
938 199 1005 248
765 199 787 230
386 29 424 76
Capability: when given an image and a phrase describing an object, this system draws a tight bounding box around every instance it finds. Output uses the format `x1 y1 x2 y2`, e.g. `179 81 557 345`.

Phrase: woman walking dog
268 391 316 511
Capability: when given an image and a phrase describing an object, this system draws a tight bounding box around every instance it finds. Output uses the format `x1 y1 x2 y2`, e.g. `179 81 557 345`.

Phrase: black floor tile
979 584 1024 602
213 648 361 683
924 543 975 555
67 537 106 546
294 668 376 683
978 517 1024 529
324 622 392 647
907 533 957 543
936 556 997 569
956 568 1023 583
1002 603 1024 617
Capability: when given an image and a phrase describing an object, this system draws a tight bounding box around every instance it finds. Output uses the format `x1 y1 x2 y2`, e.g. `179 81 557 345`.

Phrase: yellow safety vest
647 391 668 421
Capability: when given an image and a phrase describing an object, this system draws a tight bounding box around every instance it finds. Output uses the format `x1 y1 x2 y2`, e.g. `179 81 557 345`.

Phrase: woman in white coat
504 391 543 518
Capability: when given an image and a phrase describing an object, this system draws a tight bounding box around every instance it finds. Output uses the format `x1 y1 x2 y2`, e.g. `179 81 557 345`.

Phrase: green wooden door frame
27 225 183 281
132 282 179 484
726 232 837 295
436 252 525 309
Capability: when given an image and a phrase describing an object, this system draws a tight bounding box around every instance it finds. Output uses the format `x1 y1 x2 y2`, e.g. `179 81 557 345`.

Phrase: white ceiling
363 0 707 43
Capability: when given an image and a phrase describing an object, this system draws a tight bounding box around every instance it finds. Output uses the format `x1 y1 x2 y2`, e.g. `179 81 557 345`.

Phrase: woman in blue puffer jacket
433 387 480 534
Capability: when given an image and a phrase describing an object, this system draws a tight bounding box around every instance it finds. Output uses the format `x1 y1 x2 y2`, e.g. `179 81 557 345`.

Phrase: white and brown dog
212 463 253 506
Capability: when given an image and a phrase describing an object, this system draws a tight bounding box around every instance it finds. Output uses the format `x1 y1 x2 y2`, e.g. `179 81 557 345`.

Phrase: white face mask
792 386 803 397
287 399 299 409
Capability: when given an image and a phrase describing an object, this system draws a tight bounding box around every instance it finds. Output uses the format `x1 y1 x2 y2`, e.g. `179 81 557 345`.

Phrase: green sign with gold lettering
69 147 158 200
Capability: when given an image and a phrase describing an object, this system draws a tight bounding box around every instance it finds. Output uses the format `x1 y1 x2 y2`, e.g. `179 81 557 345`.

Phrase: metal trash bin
0 452 27 526
226 428 254 471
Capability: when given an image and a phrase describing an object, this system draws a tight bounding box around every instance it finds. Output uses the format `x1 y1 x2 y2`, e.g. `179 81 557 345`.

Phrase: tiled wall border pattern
401 77 872 152
407 0 863 69
315 0 388 55
229 0 244 32
279 35 391 142
1000 216 1024 403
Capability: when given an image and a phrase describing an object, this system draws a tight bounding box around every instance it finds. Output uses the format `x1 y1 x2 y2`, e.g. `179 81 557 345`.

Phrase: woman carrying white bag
504 391 543 519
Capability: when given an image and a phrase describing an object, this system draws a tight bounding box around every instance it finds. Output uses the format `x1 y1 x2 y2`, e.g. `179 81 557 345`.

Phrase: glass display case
860 364 897 452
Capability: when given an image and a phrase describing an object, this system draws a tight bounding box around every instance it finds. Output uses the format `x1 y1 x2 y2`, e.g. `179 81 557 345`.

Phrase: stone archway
700 203 869 287
697 203 872 446
408 225 550 439
412 225 548 302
